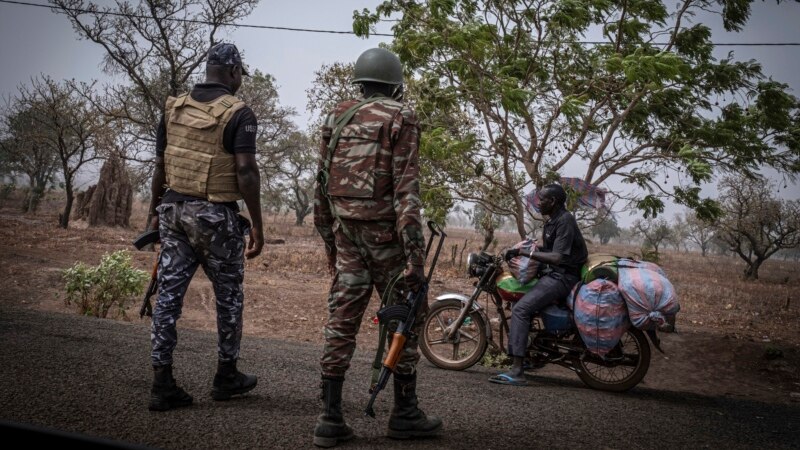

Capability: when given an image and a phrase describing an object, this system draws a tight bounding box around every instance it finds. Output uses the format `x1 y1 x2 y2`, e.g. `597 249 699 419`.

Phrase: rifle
132 230 160 318
364 221 446 418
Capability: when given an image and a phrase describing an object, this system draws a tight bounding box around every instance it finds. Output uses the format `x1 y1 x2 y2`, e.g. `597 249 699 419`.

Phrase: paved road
1 304 798 450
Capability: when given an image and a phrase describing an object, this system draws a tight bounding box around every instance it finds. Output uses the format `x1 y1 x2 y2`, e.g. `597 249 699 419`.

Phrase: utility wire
2 0 800 46
0 0 394 36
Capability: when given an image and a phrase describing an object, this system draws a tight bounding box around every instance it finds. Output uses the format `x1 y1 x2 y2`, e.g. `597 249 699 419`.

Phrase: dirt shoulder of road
0 209 798 406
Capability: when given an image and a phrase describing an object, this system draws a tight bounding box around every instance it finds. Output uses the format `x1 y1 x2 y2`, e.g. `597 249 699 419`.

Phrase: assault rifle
364 221 446 418
132 230 160 318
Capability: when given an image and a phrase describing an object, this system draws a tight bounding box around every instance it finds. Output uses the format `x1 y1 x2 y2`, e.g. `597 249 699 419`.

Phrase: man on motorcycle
489 184 588 386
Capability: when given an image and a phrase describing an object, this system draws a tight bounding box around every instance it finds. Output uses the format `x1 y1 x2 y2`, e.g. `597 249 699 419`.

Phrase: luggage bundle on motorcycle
566 255 679 357
616 258 679 330
569 279 629 357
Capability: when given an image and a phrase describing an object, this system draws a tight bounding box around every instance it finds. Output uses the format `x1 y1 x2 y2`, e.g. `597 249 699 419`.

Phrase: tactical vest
163 93 245 202
321 96 414 221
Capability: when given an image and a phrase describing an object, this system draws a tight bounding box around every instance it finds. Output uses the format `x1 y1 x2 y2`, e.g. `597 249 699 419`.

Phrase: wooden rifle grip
383 333 407 369
150 256 159 278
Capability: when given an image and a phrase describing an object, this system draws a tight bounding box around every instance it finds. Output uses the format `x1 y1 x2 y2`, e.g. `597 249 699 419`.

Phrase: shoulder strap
326 96 382 156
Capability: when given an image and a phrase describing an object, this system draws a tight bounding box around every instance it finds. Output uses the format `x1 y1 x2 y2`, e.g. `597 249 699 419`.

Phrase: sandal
488 372 528 386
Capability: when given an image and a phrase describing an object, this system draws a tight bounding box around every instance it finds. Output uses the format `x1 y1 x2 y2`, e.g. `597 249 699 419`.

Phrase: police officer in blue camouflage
312 47 442 447
146 42 264 411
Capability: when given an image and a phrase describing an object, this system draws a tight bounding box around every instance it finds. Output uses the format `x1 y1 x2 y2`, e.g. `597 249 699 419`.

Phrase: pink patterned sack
616 259 680 330
507 239 539 284
572 279 630 357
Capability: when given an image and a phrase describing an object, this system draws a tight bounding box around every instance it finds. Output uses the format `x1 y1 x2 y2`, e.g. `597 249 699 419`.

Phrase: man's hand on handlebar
503 248 520 261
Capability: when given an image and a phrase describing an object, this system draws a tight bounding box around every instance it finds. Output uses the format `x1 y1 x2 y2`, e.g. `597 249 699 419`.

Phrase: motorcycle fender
433 294 493 343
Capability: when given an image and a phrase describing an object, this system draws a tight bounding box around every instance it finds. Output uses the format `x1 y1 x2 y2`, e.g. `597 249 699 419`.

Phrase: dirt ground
1 195 799 406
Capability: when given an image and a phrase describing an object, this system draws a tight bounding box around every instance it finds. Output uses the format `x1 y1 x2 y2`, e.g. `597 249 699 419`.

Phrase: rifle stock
364 221 446 418
365 284 427 418
139 257 158 318
132 230 160 318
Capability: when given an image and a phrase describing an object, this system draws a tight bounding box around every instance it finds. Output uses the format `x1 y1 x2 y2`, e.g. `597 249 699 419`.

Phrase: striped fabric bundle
524 177 608 213
616 259 679 330
571 279 630 357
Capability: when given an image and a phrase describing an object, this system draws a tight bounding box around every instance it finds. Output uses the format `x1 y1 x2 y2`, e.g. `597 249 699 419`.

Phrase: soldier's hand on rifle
404 263 425 293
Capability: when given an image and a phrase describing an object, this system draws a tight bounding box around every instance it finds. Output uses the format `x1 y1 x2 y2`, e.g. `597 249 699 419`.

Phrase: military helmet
352 48 403 86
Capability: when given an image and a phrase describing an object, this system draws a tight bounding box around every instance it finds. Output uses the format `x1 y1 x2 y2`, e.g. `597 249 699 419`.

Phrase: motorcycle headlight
466 252 489 278
466 253 477 276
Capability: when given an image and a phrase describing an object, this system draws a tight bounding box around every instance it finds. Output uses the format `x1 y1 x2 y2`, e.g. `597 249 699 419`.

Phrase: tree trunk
744 258 764 280
59 182 73 229
481 227 494 252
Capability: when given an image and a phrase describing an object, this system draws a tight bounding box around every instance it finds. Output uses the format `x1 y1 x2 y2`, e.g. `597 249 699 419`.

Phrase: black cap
206 43 249 76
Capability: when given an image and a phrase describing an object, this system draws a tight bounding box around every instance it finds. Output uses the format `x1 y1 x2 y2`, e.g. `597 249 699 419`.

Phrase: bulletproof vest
163 93 245 202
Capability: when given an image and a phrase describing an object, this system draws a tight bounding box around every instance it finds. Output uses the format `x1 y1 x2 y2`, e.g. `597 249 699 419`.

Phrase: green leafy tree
354 0 800 238
592 215 621 245
0 103 60 212
714 175 800 280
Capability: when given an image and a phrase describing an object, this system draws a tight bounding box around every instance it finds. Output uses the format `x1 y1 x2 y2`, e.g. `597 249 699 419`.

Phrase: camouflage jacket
314 95 425 266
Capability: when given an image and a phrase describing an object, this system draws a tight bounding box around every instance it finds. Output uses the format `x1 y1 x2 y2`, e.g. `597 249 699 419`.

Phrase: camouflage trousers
151 200 249 367
321 219 428 378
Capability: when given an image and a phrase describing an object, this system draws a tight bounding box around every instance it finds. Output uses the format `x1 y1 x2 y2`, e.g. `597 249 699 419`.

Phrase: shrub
63 250 149 318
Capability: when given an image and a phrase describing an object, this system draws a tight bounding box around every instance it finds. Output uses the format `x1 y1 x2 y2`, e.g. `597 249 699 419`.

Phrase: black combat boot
313 376 354 448
149 364 193 411
211 360 257 401
387 372 442 439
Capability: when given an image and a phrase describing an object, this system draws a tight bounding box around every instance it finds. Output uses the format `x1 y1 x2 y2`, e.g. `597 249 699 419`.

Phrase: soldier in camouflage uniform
146 43 264 411
312 48 442 447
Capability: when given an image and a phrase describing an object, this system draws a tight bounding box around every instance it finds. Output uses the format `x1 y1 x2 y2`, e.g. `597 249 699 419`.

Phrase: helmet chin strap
391 84 404 101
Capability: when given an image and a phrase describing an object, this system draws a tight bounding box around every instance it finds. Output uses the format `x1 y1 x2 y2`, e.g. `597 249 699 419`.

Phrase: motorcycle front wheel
419 299 489 371
576 327 651 392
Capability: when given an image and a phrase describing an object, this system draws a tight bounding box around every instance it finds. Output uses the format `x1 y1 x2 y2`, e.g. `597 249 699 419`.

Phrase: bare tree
51 0 259 200
714 176 800 280
632 217 672 257
260 131 317 226
682 211 715 256
16 76 107 228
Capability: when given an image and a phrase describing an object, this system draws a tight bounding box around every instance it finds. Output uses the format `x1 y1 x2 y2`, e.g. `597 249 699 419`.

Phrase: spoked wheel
419 299 488 370
576 327 651 392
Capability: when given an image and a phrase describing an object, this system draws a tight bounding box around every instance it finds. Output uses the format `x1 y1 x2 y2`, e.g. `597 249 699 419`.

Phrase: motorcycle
419 251 652 392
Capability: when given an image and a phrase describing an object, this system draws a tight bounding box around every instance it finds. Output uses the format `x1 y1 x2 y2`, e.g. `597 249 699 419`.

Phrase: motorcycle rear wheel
576 327 651 392
420 299 489 371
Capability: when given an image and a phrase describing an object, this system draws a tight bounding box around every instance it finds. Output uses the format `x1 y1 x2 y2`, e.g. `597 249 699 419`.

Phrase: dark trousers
507 272 579 357
151 201 249 366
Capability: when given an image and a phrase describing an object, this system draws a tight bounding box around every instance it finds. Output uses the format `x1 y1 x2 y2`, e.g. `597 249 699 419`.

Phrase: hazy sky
0 0 798 223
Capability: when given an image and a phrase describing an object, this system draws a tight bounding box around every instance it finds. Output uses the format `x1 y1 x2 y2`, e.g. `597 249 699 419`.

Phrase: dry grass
1 191 798 349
